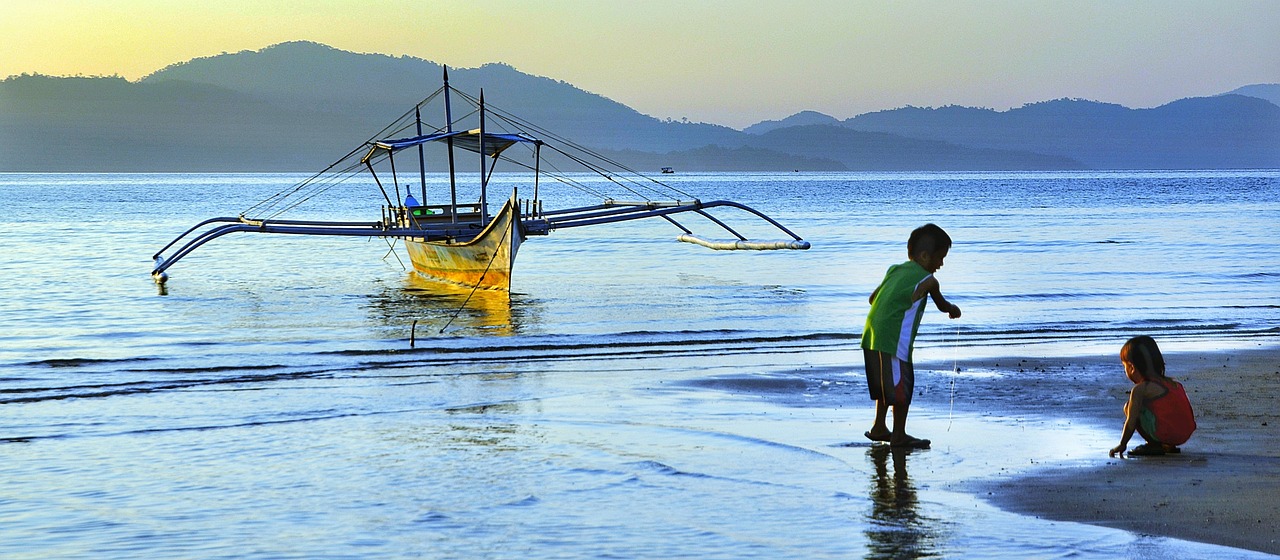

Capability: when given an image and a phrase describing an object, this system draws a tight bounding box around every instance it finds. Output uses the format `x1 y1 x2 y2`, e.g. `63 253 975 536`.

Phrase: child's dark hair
908 223 952 257
1121 335 1166 379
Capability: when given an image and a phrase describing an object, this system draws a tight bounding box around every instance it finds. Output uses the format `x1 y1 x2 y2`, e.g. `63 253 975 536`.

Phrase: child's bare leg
868 399 892 440
890 403 929 447
890 402 910 442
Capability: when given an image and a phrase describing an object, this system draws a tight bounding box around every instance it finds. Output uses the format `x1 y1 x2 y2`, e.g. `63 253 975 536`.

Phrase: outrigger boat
151 69 809 293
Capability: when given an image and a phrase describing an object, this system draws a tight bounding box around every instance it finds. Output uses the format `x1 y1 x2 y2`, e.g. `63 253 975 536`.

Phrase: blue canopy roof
362 129 540 163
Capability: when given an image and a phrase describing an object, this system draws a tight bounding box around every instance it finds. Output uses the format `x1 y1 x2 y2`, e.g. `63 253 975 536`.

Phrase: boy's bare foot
889 435 931 449
864 430 892 442
1129 443 1166 456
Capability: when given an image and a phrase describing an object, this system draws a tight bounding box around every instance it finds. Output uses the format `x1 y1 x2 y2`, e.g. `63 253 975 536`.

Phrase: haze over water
2 170 1277 558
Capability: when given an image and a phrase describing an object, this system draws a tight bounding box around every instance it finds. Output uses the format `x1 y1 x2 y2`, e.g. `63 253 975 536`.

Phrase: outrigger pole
150 197 808 281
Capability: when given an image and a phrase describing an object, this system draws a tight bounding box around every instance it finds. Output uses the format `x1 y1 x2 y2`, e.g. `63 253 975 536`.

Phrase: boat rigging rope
439 223 509 334
381 237 406 271
242 88 447 219
233 83 711 235
468 91 696 200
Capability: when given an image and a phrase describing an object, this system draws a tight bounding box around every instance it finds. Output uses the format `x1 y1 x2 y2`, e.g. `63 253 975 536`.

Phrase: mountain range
2 41 1277 172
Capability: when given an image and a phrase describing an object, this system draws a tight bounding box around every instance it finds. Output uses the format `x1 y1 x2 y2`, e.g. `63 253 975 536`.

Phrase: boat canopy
362 129 539 163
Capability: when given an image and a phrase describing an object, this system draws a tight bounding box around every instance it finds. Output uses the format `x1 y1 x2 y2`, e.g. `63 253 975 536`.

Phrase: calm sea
2 171 1277 558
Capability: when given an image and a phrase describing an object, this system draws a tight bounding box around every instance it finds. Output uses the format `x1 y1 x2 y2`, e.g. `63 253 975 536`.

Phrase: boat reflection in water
864 446 941 559
366 272 531 337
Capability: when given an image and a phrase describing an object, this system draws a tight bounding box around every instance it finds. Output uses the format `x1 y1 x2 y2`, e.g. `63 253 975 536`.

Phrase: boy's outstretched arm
914 277 961 319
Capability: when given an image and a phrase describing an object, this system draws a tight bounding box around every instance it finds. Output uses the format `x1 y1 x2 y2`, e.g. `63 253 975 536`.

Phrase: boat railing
518 198 543 219
386 204 487 228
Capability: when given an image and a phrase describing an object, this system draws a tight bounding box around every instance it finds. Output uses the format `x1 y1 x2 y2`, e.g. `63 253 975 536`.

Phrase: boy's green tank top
862 260 932 362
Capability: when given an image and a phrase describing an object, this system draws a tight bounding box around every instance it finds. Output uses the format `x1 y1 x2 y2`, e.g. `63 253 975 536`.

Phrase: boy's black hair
1121 335 1166 379
908 223 952 257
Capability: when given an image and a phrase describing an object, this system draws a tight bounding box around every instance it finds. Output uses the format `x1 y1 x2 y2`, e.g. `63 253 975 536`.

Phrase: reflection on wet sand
865 445 941 559
366 273 539 336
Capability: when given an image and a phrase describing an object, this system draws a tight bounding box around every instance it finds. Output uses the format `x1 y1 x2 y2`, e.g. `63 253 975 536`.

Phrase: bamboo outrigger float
152 69 809 292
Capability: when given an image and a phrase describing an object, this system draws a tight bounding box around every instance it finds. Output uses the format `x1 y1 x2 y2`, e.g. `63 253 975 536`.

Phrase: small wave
1119 321 1242 331
413 512 454 524
954 322 1246 338
329 330 859 358
502 495 541 507
964 292 1125 301
0 437 36 444
627 460 679 475
123 364 292 375
0 366 326 405
23 356 160 368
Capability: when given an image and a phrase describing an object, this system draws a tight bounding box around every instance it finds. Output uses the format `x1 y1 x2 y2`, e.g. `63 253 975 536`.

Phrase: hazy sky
3 0 1278 128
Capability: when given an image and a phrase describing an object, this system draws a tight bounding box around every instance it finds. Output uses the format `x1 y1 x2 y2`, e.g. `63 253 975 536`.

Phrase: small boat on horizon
151 68 809 295
661 166 675 174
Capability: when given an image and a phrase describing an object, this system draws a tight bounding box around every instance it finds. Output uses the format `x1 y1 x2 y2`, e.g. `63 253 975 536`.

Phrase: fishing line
947 325 960 431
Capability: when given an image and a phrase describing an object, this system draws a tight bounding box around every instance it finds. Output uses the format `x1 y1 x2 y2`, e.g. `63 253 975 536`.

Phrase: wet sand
954 346 1280 555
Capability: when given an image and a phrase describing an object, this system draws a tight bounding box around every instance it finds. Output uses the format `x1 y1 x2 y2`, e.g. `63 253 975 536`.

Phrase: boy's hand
1109 445 1125 458
948 304 961 319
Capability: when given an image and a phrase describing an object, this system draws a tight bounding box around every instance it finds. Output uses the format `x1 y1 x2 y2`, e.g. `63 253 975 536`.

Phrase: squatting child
1109 335 1197 457
862 223 961 449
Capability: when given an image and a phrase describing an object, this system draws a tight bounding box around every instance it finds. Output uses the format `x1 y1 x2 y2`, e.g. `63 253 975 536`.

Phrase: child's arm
1109 384 1147 457
912 277 961 319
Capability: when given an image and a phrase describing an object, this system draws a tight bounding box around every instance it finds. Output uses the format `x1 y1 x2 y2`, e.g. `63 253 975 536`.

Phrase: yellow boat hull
404 197 523 291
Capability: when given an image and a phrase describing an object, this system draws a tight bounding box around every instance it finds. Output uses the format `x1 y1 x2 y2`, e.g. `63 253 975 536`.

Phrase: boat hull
403 196 523 291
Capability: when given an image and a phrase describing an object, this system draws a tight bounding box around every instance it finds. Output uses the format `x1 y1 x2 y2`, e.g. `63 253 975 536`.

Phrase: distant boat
661 166 675 174
151 68 809 294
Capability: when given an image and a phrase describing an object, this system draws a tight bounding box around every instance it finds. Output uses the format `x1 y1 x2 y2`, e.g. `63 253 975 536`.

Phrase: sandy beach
956 346 1280 555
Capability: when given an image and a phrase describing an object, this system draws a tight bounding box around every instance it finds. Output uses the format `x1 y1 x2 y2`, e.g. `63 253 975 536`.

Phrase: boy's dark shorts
864 348 914 406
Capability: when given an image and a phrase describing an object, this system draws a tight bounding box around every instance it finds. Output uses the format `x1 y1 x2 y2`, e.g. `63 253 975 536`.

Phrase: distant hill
742 125 1084 170
842 96 1280 169
742 111 840 135
0 41 748 171
0 74 369 171
1223 83 1280 107
597 145 846 172
2 41 1276 171
139 42 745 154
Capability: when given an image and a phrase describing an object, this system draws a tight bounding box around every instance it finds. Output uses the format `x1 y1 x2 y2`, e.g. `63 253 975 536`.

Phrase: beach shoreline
942 345 1280 555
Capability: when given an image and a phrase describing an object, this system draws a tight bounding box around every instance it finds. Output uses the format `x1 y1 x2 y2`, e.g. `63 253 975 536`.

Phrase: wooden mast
479 89 488 225
415 106 426 204
443 66 459 223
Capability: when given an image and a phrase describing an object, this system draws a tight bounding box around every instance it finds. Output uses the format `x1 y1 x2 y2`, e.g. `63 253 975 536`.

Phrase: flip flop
889 436 931 449
864 431 892 443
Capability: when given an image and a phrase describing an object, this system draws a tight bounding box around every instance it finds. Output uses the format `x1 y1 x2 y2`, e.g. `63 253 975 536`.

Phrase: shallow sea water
2 171 1278 558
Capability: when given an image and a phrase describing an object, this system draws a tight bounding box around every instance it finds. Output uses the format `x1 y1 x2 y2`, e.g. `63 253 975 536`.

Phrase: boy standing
862 224 961 449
